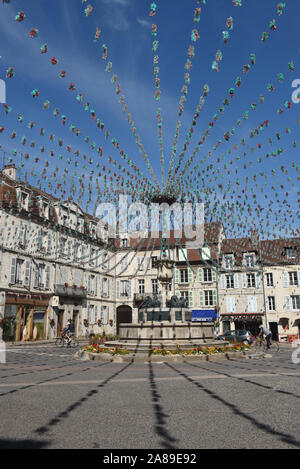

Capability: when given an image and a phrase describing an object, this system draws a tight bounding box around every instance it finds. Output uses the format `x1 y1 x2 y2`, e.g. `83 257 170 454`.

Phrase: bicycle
55 335 79 348
254 337 279 353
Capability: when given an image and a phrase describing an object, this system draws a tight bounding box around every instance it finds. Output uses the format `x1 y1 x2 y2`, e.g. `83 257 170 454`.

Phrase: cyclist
258 324 272 350
62 319 73 346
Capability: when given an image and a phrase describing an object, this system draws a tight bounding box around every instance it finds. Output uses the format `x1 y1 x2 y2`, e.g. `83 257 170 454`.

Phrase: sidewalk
6 339 89 347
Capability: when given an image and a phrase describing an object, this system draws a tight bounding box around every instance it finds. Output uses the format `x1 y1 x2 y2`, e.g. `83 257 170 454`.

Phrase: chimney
2 164 16 181
250 228 259 249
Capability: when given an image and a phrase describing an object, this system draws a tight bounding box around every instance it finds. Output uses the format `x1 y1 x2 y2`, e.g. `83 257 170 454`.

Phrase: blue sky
0 0 299 239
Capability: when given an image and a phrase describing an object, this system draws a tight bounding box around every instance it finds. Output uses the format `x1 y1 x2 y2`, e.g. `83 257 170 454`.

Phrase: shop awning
192 310 217 322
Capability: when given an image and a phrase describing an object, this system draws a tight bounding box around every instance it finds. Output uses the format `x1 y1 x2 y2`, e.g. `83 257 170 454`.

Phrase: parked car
217 329 253 344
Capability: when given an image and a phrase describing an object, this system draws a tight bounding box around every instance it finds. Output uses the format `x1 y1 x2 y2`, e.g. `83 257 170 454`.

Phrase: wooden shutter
198 268 203 282
116 280 120 299
285 296 291 311
175 268 179 284
211 269 216 282
212 290 217 306
242 274 247 289
255 273 261 288
188 291 193 307
24 261 31 287
282 271 289 287
45 265 50 289
221 274 226 289
234 273 239 289
34 264 39 288
226 297 232 313
10 258 17 284
199 290 204 307
188 268 193 283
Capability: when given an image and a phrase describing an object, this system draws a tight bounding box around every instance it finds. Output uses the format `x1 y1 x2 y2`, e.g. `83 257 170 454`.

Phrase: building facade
0 165 299 343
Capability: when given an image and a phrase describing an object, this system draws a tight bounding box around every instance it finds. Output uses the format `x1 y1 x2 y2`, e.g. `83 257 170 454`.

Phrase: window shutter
234 273 239 289
34 265 39 288
188 291 193 307
94 306 98 323
297 270 300 287
95 276 98 296
19 224 26 247
175 290 181 298
226 297 233 313
175 268 179 284
255 273 261 289
282 271 289 287
212 290 217 306
221 274 226 289
285 296 291 311
10 258 17 284
252 296 257 312
198 268 203 282
75 269 81 286
116 280 120 299
24 261 31 287
199 290 204 307
242 274 247 289
188 268 193 284
107 279 110 297
247 296 252 312
127 280 131 298
45 265 50 289
211 269 216 282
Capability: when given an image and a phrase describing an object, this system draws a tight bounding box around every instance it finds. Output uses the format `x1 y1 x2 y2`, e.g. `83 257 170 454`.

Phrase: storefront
2 293 50 342
221 313 264 337
192 309 217 322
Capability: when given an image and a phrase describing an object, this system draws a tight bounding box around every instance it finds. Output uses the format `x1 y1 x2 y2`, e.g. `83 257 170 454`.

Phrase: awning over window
192 310 217 322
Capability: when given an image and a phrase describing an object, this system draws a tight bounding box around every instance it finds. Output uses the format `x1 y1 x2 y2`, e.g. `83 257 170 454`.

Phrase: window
59 238 66 257
180 291 189 302
34 264 45 289
245 254 254 268
180 269 188 283
266 273 274 287
268 296 276 311
289 272 298 286
152 279 158 294
90 248 96 267
151 256 157 268
18 224 27 248
225 255 233 269
286 247 296 259
102 278 108 297
62 214 68 226
88 305 94 323
226 274 234 289
15 259 23 285
203 268 212 283
88 275 95 295
138 258 144 271
291 296 300 310
74 243 80 262
121 238 128 248
247 273 256 288
204 290 214 306
121 280 130 297
138 279 145 294
247 296 257 313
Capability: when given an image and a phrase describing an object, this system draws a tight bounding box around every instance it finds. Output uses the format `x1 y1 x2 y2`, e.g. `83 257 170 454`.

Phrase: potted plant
109 319 113 327
83 318 89 327
97 319 102 326
72 284 77 289
64 282 69 288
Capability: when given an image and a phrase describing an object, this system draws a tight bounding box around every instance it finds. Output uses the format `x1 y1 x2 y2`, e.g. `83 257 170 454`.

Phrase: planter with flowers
97 319 102 326
109 319 113 327
83 318 89 327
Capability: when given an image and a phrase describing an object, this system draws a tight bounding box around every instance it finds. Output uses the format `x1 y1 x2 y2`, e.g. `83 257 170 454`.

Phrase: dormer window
17 189 29 210
40 200 49 219
225 255 233 269
286 247 296 259
245 254 255 268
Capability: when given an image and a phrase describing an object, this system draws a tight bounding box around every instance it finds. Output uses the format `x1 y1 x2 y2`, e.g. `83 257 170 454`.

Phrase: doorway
116 305 132 334
73 310 79 337
269 322 279 341
56 310 64 337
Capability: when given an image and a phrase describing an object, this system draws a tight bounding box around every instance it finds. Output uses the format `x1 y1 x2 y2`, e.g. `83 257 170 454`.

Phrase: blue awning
192 310 217 322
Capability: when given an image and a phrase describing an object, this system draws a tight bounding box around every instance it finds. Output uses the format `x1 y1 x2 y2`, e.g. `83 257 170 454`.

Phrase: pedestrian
258 324 272 349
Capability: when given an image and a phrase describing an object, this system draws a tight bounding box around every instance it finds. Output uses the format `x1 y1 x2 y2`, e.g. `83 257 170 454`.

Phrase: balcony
54 284 87 298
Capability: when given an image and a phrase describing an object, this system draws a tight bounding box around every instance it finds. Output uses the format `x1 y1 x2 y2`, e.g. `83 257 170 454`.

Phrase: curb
75 350 250 363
